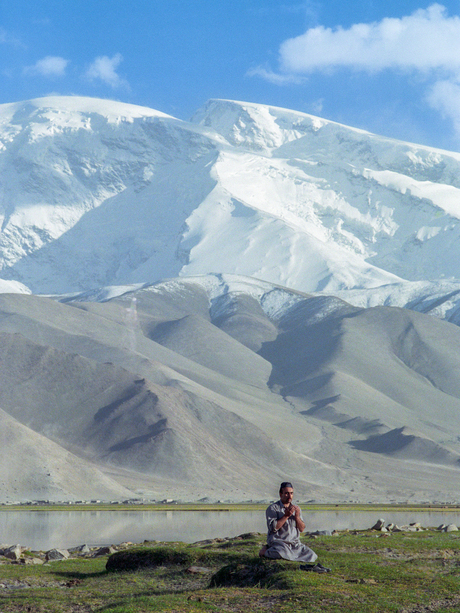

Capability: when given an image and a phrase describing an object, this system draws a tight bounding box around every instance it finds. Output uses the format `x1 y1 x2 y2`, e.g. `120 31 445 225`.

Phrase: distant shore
2 502 460 512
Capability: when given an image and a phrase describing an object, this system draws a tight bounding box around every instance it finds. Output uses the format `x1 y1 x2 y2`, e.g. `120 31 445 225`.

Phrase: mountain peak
191 98 335 152
0 96 460 309
1 95 174 126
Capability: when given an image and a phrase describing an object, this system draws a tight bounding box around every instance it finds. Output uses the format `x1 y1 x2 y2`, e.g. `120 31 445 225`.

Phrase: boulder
23 557 44 565
68 544 90 555
46 549 70 561
386 523 395 531
398 524 422 532
371 519 385 530
3 545 22 560
445 524 458 532
93 546 116 557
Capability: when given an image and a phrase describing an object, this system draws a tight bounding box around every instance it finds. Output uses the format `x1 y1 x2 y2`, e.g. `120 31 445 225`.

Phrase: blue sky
2 1 460 151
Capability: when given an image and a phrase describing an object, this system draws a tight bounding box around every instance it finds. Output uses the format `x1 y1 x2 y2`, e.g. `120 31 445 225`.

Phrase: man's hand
276 503 304 532
292 505 305 532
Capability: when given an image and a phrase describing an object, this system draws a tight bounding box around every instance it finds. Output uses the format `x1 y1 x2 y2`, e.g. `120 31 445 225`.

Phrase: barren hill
0 276 459 502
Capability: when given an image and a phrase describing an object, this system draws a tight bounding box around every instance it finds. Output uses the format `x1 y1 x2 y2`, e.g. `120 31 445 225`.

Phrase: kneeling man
260 482 329 572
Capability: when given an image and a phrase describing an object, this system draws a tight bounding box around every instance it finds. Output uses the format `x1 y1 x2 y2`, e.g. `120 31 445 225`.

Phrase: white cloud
310 98 324 114
246 65 306 86
24 56 69 78
427 78 460 138
0 27 25 49
279 4 460 73
84 53 128 89
251 3 460 143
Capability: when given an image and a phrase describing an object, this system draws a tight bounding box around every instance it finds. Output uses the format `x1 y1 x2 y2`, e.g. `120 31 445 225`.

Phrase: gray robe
264 500 317 562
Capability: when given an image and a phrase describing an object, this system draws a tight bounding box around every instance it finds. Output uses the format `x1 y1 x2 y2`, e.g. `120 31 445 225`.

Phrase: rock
24 557 44 565
371 519 385 530
46 549 70 561
386 523 395 531
12 557 44 565
93 546 116 557
445 524 458 532
405 523 424 532
3 545 22 560
398 524 422 532
68 544 90 555
237 533 259 539
438 524 447 531
192 539 215 546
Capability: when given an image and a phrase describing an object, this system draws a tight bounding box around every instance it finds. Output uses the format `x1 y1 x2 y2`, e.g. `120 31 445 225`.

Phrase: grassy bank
2 529 460 612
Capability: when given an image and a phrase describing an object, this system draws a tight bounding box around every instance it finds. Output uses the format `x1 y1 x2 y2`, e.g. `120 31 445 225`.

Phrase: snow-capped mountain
3 96 460 504
1 96 460 320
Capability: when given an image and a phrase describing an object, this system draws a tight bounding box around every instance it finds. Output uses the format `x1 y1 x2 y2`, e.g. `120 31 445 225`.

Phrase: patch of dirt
401 595 460 613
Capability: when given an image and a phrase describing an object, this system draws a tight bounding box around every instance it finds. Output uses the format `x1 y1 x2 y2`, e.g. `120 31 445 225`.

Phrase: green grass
2 530 460 612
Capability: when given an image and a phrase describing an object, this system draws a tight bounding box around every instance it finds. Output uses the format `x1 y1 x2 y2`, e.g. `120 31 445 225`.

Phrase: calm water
1 509 459 551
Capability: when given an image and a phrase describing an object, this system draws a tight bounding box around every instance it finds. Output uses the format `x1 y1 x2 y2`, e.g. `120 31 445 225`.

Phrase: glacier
0 95 460 322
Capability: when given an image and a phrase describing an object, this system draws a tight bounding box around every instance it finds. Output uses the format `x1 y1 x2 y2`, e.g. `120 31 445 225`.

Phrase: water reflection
1 509 459 551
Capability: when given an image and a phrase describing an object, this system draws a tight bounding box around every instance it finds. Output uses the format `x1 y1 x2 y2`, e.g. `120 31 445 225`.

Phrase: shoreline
2 502 460 512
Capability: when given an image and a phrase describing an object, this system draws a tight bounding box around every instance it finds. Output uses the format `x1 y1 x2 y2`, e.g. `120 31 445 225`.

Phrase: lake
1 509 459 551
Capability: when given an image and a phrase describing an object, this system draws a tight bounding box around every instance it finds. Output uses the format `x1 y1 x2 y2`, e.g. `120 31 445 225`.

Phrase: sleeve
266 505 280 533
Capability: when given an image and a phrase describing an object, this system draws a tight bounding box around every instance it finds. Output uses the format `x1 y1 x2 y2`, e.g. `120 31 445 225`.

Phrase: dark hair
279 481 293 492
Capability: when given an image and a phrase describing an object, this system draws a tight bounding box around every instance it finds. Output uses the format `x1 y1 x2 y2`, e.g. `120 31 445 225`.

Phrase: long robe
264 500 317 562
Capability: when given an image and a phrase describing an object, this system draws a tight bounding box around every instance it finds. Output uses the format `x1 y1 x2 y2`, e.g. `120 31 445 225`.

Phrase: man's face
280 487 294 506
